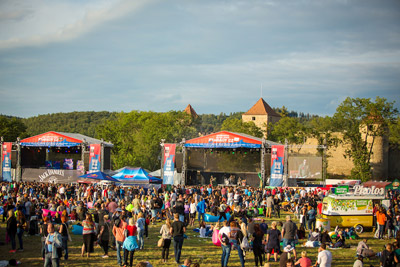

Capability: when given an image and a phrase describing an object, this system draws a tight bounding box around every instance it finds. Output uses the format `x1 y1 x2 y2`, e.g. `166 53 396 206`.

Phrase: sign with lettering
2 142 12 182
22 168 80 184
89 144 101 173
163 144 176 185
353 185 385 196
270 145 284 187
335 185 349 195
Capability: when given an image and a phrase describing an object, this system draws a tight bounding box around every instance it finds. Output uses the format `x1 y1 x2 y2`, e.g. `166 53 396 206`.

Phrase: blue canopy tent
112 167 162 184
78 171 119 183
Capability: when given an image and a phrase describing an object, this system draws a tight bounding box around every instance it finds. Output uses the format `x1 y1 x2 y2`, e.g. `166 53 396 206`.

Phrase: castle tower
184 104 198 119
360 117 389 180
242 98 281 137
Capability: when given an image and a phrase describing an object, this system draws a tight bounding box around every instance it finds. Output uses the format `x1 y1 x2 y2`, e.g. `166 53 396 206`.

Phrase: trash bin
316 218 331 231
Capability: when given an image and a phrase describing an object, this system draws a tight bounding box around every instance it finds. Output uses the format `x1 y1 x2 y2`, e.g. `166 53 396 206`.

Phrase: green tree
268 117 307 149
389 116 400 148
220 118 263 138
333 97 398 181
0 115 28 141
97 111 197 170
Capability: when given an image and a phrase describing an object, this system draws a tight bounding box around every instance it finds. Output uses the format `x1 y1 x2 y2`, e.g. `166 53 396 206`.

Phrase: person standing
197 198 206 224
170 213 186 264
313 243 332 267
380 243 398 267
136 213 146 250
59 216 70 260
44 223 63 267
266 195 274 218
252 224 264 267
6 210 17 253
81 213 96 258
16 209 26 252
265 221 281 262
219 220 231 267
160 218 172 263
122 218 138 267
229 221 245 267
113 215 127 266
281 215 298 260
98 214 111 258
377 207 387 240
307 207 317 232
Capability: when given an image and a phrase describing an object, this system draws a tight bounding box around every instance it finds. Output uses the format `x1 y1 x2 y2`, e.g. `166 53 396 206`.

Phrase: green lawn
0 213 388 266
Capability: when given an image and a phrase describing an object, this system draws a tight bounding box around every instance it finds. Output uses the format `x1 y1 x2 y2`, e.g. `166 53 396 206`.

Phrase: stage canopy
112 167 162 184
185 131 279 149
20 131 113 148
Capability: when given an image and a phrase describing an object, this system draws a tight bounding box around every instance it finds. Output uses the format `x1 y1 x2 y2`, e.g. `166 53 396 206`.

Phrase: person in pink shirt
295 251 312 267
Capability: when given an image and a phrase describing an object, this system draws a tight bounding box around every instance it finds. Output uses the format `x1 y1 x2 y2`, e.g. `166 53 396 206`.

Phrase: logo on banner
270 145 284 186
89 144 101 173
163 144 176 185
2 142 12 182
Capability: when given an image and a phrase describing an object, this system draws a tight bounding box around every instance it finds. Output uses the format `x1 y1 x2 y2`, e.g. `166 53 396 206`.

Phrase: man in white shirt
219 221 231 267
314 243 332 267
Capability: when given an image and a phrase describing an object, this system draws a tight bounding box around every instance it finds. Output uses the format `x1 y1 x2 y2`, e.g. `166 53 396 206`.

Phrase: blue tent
112 167 162 184
78 171 119 182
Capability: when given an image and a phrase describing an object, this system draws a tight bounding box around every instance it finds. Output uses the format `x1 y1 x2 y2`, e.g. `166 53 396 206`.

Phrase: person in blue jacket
197 198 207 224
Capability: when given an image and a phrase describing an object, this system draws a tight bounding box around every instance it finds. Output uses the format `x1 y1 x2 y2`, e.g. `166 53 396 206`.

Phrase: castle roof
184 104 198 118
243 98 281 117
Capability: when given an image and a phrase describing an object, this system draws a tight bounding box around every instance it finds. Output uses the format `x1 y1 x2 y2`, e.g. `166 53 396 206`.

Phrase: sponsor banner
89 144 101 173
2 142 12 182
334 185 349 195
163 144 176 185
270 145 284 187
22 168 81 184
185 131 262 148
20 132 82 147
288 156 322 179
354 185 385 196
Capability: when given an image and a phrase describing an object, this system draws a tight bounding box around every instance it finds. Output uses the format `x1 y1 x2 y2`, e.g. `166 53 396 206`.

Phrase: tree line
1 97 399 181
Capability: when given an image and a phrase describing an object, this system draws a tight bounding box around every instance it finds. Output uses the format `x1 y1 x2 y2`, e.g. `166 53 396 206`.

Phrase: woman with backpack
159 218 172 263
229 221 245 267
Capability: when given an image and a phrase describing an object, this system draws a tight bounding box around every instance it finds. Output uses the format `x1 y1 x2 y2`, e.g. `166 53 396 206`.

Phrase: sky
0 0 399 118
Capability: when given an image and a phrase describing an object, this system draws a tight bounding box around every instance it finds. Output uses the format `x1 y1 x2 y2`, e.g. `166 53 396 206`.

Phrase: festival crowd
2 181 400 267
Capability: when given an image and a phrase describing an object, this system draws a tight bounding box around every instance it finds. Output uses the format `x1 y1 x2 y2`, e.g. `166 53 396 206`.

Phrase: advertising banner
22 168 80 184
334 185 349 195
270 145 284 187
323 197 373 216
20 131 82 147
288 156 322 179
89 144 101 173
163 144 176 185
2 142 12 182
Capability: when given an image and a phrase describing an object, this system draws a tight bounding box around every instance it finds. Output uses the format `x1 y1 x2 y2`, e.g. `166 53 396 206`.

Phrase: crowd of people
1 181 400 267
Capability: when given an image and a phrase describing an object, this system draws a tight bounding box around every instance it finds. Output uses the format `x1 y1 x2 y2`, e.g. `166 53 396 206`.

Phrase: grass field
0 213 389 267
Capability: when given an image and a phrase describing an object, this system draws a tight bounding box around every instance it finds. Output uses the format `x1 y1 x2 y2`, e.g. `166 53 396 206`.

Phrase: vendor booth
2 131 113 183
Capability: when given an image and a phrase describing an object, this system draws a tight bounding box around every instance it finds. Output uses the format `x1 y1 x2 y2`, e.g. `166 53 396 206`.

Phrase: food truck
321 185 389 233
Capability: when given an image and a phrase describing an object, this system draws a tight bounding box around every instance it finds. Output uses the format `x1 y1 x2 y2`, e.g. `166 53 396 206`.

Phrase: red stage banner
163 144 176 185
2 142 12 182
89 144 101 172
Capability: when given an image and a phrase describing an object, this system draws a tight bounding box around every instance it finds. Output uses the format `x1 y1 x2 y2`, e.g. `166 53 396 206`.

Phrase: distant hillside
22 111 117 138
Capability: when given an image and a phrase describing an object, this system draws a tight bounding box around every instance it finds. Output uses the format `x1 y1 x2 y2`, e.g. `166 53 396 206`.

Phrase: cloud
0 0 155 49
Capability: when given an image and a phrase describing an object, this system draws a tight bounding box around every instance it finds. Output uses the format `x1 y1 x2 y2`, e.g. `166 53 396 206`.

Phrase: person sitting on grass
356 238 375 259
179 258 192 267
294 251 312 267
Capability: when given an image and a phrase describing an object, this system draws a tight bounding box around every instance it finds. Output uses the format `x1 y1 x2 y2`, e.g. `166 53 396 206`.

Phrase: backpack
240 236 250 250
221 233 229 244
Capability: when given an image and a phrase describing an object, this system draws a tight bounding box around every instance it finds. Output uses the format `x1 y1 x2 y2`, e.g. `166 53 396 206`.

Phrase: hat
284 245 294 252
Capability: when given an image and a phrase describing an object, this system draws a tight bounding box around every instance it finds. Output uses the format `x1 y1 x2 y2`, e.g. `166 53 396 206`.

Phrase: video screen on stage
186 149 269 173
288 156 322 179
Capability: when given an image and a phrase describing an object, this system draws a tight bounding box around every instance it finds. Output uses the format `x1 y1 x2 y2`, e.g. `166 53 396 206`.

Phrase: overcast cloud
0 0 399 117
